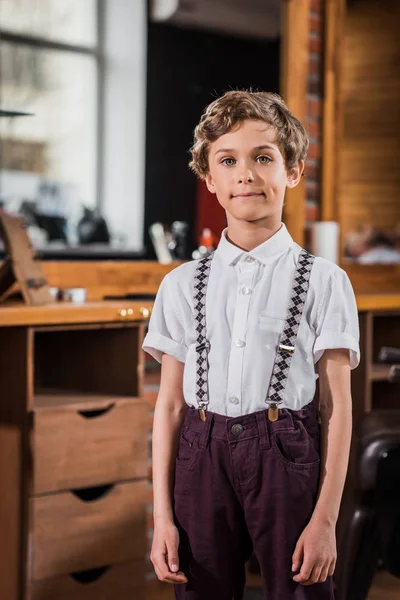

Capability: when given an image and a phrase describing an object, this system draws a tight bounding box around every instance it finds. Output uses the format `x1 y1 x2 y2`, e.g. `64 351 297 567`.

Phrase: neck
225 219 283 252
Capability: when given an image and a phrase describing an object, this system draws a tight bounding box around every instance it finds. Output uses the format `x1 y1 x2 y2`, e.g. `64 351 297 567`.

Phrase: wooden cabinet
351 308 400 424
0 303 151 600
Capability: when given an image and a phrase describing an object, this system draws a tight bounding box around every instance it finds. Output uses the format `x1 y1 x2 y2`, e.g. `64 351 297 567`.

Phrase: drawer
31 480 147 580
33 399 149 494
31 560 145 600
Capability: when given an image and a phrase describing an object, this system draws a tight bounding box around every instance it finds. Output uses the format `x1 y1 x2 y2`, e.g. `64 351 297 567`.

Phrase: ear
205 173 216 195
286 160 305 189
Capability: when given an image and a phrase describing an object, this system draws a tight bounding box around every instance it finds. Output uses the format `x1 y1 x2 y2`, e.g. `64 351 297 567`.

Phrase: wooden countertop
0 293 399 327
0 300 153 327
355 293 400 312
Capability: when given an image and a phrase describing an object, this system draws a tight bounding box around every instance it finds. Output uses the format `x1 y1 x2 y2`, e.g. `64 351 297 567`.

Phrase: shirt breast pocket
258 314 286 333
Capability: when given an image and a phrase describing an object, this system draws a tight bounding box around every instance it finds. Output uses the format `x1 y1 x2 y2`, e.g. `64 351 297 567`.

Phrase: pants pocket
270 422 320 471
176 426 200 470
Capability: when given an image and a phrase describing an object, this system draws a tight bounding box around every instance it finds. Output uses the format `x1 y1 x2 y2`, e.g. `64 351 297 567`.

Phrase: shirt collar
215 222 294 267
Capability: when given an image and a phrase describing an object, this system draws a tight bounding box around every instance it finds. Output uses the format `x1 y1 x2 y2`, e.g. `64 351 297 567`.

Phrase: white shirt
142 223 360 416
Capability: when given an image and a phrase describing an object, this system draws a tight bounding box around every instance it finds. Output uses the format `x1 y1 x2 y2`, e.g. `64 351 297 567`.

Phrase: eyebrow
214 144 277 155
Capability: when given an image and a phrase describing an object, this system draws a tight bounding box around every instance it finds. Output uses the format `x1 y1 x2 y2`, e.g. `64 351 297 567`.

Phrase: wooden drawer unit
31 561 146 600
31 560 144 600
32 480 147 580
0 314 150 600
33 396 149 493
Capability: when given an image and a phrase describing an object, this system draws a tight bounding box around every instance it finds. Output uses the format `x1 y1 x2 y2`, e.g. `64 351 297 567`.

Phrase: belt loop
198 411 213 449
256 410 271 450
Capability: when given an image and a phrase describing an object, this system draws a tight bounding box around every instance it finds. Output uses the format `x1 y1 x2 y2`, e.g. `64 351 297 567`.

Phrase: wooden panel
280 0 310 246
343 263 400 296
41 260 181 300
0 327 32 600
33 399 149 494
337 0 400 263
321 0 346 222
0 259 179 304
31 560 145 600
32 480 147 580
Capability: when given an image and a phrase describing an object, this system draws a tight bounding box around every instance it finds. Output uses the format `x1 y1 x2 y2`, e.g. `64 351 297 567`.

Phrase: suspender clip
278 343 295 355
198 406 207 421
196 340 210 353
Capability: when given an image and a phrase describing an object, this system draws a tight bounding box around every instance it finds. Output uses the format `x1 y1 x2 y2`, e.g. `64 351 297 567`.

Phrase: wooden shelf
34 390 141 411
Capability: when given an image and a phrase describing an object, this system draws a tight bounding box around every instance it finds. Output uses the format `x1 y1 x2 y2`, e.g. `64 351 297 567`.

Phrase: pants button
231 424 244 436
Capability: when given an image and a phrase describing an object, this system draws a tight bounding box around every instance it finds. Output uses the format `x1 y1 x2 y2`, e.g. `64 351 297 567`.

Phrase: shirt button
245 256 255 263
241 286 252 295
235 339 246 348
229 396 240 405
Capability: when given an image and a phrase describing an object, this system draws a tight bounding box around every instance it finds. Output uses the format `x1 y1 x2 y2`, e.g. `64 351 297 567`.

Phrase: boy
142 90 360 599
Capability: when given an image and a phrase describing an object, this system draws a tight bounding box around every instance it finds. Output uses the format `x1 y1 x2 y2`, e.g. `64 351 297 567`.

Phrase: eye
256 155 271 164
221 157 236 167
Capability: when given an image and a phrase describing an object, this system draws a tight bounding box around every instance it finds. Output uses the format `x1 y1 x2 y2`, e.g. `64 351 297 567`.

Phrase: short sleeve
313 268 360 370
142 274 189 364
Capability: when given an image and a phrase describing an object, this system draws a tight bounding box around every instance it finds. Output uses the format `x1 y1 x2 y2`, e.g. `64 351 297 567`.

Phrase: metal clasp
278 343 295 355
198 406 207 421
196 340 211 353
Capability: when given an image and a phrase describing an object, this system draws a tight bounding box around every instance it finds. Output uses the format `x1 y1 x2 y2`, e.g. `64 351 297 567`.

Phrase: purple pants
173 403 335 599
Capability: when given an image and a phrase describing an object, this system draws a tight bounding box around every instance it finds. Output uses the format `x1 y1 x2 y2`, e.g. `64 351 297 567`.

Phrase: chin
233 211 269 222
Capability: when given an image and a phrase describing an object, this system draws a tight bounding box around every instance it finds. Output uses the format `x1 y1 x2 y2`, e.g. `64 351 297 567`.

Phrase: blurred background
0 1 399 600
2 0 398 267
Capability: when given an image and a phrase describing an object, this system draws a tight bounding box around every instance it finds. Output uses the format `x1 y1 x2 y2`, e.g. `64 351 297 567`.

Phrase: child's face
205 119 303 225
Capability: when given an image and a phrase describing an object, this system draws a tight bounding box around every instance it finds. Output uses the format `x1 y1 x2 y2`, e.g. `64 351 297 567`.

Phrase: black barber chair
335 347 400 600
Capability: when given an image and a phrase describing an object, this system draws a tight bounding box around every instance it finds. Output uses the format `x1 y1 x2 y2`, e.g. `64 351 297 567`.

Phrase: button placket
226 262 257 415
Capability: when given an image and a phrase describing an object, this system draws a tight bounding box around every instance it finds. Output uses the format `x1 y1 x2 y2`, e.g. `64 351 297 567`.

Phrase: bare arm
312 347 353 526
150 353 189 584
152 353 188 521
292 347 353 585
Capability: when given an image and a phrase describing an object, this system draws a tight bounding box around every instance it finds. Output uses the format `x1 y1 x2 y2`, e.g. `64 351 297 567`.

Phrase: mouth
232 192 265 199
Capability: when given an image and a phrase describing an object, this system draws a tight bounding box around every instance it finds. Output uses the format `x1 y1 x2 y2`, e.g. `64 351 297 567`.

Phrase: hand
291 518 337 586
150 521 188 584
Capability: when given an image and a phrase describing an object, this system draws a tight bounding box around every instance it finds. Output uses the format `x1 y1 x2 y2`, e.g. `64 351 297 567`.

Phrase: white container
311 221 340 264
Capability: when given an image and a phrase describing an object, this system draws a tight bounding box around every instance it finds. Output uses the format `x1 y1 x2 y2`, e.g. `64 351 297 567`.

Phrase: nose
237 166 254 184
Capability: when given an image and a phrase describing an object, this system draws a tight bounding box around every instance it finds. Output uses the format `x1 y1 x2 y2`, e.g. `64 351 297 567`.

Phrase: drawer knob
118 308 134 318
140 306 150 318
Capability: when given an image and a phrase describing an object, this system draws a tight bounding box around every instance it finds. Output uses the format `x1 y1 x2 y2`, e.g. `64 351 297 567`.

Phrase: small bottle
192 227 215 259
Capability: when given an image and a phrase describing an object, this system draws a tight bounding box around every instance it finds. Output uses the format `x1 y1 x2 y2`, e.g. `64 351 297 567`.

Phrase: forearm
152 396 187 524
311 392 352 526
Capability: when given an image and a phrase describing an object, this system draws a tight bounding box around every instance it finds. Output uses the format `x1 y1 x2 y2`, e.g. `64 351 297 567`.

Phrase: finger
291 541 304 574
318 563 330 583
296 564 320 587
310 563 323 584
328 559 336 577
166 538 179 573
152 553 175 581
154 558 188 584
292 559 313 584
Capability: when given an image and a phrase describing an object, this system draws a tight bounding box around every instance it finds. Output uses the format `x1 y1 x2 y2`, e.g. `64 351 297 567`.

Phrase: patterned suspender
193 251 215 421
193 248 315 421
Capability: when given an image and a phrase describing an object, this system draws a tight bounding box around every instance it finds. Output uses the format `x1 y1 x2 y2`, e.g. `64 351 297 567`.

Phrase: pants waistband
183 403 319 450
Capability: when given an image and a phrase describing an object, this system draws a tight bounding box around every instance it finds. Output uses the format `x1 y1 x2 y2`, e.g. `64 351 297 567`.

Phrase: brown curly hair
189 90 309 180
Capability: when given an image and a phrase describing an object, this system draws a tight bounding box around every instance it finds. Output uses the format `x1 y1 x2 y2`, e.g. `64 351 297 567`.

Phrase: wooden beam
321 0 346 223
280 0 310 246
